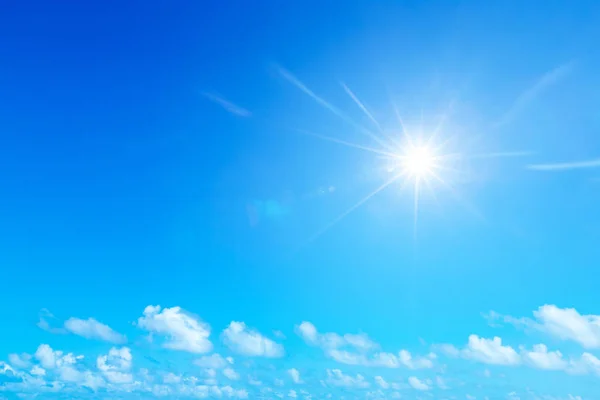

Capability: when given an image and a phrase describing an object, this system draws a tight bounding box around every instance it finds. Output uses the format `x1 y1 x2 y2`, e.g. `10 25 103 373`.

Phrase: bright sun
401 144 437 178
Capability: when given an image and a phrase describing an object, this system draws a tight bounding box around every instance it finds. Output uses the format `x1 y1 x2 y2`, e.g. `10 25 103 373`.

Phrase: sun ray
304 172 404 245
428 169 487 223
277 66 394 151
295 129 399 158
427 98 456 149
340 82 383 132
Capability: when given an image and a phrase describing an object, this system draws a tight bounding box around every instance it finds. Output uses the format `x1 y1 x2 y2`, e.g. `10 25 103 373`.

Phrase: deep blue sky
2 1 600 399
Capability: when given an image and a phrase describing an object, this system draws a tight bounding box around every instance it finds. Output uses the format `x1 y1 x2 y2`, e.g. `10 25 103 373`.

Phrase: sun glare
402 145 436 178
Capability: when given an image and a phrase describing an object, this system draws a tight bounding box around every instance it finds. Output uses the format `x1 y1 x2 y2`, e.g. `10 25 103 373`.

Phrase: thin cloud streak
469 151 535 159
528 158 600 171
494 61 576 128
202 92 252 117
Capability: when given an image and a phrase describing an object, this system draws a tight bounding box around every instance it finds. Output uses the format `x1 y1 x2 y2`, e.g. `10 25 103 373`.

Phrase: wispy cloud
202 92 252 117
38 309 126 344
528 158 600 171
494 61 576 128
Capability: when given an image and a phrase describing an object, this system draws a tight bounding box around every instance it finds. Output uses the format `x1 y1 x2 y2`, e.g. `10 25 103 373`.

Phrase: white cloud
398 350 434 369
325 369 369 388
568 352 600 376
288 389 297 398
0 361 14 375
288 368 302 384
8 353 31 369
521 344 567 370
460 335 520 366
96 347 133 384
223 368 240 380
437 343 461 357
368 350 434 369
163 372 181 384
494 61 575 128
297 322 431 369
34 344 58 369
29 344 102 390
30 365 46 376
487 305 600 349
297 322 319 345
274 330 286 339
248 376 262 386
37 308 67 335
34 344 83 370
436 376 449 389
408 376 429 391
374 376 389 389
64 317 126 344
327 349 368 365
534 305 600 349
194 354 230 369
296 322 377 352
137 305 212 354
222 321 284 357
528 158 600 171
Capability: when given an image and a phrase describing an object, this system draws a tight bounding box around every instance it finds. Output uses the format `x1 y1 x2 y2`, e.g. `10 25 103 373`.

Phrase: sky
2 1 600 399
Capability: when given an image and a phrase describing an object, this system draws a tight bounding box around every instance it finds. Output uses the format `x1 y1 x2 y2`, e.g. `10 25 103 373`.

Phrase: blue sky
2 1 600 399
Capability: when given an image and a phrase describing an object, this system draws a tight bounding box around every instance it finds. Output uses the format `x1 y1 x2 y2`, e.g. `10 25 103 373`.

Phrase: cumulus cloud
162 372 181 384
374 376 389 389
521 344 567 370
29 344 104 390
8 353 32 369
408 376 430 391
194 353 232 369
439 335 520 366
439 334 581 374
369 350 435 369
296 322 377 352
436 376 449 389
34 344 84 370
29 365 46 377
64 317 126 344
223 368 240 381
487 305 600 349
37 308 67 334
297 321 432 369
222 321 284 357
288 368 302 384
137 305 212 354
96 347 133 384
2 344 255 398
248 376 262 386
325 369 369 388
568 352 600 376
462 335 520 366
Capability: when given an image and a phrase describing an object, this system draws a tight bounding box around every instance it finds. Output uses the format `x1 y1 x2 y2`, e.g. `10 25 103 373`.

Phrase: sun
401 144 437 178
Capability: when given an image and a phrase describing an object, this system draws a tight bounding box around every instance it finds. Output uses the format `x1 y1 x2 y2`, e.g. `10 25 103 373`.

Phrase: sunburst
276 66 529 244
